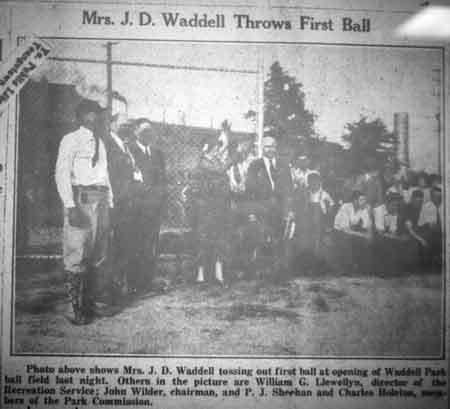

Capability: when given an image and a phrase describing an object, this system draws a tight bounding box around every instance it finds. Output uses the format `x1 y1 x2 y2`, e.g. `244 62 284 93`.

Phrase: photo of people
13 40 445 356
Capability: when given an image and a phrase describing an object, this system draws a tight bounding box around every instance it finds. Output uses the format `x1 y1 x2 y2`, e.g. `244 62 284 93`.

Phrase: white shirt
55 126 113 208
263 156 276 190
291 167 315 188
334 202 372 232
310 188 334 214
418 201 443 228
374 204 398 234
227 161 247 193
110 131 125 153
112 132 142 182
136 140 147 155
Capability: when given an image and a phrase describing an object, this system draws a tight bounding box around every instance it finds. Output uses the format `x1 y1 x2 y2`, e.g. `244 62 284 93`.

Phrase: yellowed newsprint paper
0 1 449 408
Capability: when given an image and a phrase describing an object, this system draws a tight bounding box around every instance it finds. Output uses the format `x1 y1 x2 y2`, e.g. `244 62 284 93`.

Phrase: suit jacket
103 134 135 207
129 143 168 215
245 157 293 216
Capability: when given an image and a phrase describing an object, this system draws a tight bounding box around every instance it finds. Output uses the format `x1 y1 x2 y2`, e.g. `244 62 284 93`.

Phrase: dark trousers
230 199 282 276
110 200 138 292
331 230 374 274
127 207 162 289
373 235 419 273
418 226 443 272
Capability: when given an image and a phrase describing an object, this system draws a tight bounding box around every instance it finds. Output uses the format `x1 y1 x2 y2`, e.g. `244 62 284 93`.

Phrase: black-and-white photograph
13 39 445 356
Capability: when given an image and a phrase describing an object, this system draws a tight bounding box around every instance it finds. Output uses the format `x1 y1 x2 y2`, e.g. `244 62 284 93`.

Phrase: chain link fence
154 122 220 231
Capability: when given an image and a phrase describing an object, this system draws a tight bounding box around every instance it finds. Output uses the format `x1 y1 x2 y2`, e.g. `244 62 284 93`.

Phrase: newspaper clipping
0 1 448 408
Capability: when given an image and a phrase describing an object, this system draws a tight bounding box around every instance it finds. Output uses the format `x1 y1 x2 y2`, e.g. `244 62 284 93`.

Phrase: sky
35 39 443 172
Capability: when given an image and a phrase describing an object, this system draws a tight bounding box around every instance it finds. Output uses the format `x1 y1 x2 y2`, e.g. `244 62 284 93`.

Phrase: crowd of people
54 98 444 325
181 120 444 285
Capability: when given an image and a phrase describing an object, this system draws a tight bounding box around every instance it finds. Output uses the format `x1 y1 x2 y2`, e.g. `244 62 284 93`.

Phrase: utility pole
257 48 265 158
103 41 118 131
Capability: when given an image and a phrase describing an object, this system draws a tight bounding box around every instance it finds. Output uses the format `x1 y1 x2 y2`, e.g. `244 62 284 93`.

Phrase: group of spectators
54 97 443 325
182 128 444 285
332 167 443 275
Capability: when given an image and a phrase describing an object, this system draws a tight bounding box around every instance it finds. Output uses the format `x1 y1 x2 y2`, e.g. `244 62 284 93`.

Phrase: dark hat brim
76 99 106 116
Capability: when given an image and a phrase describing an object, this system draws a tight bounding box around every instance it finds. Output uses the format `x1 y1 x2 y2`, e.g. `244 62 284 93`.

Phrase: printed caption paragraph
3 363 447 407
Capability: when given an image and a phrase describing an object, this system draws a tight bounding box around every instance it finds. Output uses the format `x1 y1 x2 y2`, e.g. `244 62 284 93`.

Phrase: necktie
92 134 100 167
124 145 135 169
234 165 242 184
270 160 277 187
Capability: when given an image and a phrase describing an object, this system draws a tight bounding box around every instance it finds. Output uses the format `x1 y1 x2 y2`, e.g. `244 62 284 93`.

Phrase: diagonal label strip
0 37 51 112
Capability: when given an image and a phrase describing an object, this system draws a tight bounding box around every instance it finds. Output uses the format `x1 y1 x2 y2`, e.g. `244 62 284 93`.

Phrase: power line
48 56 258 74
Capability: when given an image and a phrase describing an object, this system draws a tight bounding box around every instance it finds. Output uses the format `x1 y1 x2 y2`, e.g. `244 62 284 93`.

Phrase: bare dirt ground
14 258 443 356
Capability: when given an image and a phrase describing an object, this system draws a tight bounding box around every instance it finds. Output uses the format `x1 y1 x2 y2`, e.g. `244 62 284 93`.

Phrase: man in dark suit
103 108 143 300
245 136 294 272
246 137 293 216
129 118 168 291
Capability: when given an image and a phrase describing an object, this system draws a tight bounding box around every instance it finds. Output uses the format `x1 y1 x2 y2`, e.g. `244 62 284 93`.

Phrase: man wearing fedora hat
55 98 113 324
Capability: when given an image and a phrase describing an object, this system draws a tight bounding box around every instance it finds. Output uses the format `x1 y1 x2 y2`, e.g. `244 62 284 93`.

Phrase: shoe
66 313 90 326
65 302 90 325
87 302 119 318
65 272 90 325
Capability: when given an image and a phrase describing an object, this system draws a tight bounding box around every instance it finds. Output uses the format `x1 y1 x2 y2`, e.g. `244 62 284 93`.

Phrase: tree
342 116 398 175
246 61 316 151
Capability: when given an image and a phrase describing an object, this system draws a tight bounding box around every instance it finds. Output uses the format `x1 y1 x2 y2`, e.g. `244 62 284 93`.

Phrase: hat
263 136 277 146
75 99 105 119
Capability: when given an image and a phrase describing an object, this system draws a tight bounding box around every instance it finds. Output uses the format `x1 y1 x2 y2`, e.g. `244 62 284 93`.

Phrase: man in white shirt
287 171 335 274
290 155 314 189
308 171 335 216
334 191 372 235
418 185 443 270
374 193 402 236
332 190 374 273
55 99 113 325
372 192 417 273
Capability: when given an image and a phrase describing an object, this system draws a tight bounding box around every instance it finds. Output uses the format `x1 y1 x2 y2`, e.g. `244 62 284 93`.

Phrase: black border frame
7 37 447 361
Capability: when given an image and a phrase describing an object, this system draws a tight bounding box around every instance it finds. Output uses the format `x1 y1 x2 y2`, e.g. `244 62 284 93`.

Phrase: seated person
374 192 404 237
331 190 373 273
403 189 426 246
373 192 417 273
334 190 372 236
387 175 410 205
418 184 443 270
415 171 431 203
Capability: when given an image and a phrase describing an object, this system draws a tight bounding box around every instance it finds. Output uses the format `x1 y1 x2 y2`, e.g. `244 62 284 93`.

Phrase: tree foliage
246 61 315 150
342 116 398 175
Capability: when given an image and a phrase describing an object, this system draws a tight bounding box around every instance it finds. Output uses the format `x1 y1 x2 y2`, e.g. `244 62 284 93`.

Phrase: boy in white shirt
418 185 443 270
332 190 373 273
